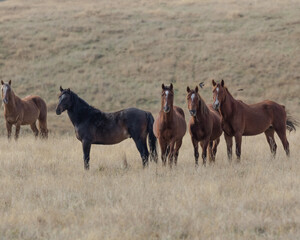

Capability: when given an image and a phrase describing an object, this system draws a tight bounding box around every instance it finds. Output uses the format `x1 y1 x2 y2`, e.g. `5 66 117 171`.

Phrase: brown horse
153 83 186 167
187 85 222 166
212 79 297 161
1 80 48 139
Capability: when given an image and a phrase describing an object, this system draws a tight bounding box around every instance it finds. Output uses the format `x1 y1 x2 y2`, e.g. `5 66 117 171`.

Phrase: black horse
56 87 158 170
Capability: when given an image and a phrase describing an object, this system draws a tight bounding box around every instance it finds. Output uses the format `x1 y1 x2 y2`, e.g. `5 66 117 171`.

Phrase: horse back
22 95 47 120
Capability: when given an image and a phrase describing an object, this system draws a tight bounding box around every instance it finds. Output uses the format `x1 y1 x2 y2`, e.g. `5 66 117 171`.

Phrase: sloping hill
0 0 299 134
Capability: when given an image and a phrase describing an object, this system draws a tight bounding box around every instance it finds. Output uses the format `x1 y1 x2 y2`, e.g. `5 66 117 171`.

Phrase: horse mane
68 90 105 126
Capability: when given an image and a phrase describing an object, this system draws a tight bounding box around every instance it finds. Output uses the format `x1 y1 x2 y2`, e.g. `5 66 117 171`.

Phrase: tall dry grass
0 131 299 239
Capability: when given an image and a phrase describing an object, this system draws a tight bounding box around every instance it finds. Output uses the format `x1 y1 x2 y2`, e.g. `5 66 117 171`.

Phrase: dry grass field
0 0 300 239
0 133 299 240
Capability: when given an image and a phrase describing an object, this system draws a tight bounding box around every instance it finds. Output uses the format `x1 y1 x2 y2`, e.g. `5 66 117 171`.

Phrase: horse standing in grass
56 86 157 170
153 83 186 167
187 85 222 166
1 80 48 139
212 79 297 161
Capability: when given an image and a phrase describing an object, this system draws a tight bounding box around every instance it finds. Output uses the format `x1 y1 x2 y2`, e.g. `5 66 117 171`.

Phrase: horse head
56 86 73 115
212 79 226 110
161 83 174 113
1 80 12 104
186 86 200 117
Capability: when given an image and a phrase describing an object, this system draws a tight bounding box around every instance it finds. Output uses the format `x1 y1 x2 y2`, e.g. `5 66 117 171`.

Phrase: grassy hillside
0 0 299 134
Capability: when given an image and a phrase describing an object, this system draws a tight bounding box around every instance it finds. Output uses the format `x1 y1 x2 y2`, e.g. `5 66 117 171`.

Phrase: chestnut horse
212 79 297 161
153 83 186 167
1 80 48 139
187 85 222 166
56 87 157 170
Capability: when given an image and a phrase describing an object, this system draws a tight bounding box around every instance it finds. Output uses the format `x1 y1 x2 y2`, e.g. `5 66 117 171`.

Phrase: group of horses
1 80 297 170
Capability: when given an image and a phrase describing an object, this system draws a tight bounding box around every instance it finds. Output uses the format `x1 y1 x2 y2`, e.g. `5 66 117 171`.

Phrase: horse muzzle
213 103 220 110
2 98 8 104
56 107 62 115
189 110 196 117
163 106 170 113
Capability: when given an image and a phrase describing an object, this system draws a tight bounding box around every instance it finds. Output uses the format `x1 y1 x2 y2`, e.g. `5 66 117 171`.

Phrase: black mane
67 90 104 127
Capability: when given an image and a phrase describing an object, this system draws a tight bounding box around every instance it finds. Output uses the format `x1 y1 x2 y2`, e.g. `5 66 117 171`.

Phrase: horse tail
146 112 158 162
286 114 298 132
32 97 48 138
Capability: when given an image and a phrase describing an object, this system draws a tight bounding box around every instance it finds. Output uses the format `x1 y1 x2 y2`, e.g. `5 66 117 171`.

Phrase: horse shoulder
173 106 185 119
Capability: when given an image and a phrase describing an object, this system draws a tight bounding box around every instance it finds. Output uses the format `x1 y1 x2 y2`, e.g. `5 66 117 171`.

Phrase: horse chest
190 124 206 141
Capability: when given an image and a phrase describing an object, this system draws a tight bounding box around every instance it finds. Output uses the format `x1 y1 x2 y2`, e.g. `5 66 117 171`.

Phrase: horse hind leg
212 137 220 161
275 127 290 157
30 122 39 138
264 127 277 157
133 137 149 167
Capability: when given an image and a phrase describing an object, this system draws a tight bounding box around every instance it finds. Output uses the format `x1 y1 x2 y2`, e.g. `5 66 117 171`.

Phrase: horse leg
192 138 199 167
174 139 183 166
275 128 290 157
208 141 214 163
30 122 39 138
200 139 209 166
211 137 220 161
6 121 12 139
224 133 233 161
168 141 175 168
82 140 91 170
159 139 168 166
234 133 242 162
264 127 277 157
133 137 149 167
15 123 21 140
38 119 48 139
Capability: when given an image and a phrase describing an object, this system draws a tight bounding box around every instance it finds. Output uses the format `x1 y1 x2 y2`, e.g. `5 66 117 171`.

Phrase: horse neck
195 99 209 122
67 94 94 126
220 88 236 118
161 107 174 124
4 91 19 114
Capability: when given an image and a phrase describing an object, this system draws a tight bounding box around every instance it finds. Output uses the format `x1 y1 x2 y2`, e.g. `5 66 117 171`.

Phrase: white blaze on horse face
214 87 220 106
191 93 195 101
2 85 8 103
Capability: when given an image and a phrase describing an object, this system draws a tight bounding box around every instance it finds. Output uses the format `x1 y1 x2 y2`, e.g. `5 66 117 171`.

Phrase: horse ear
1 80 4 85
67 88 70 92
162 84 165 90
186 86 191 93
212 79 216 86
8 80 11 86
60 86 63 92
170 83 173 90
195 86 199 93
221 79 224 87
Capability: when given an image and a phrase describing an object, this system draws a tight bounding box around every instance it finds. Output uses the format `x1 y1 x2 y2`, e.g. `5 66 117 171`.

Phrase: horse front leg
191 137 199 167
159 138 168 166
200 139 209 166
234 133 242 162
224 133 233 162
6 121 12 139
168 141 175 168
15 123 21 140
82 140 92 170
174 139 183 166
